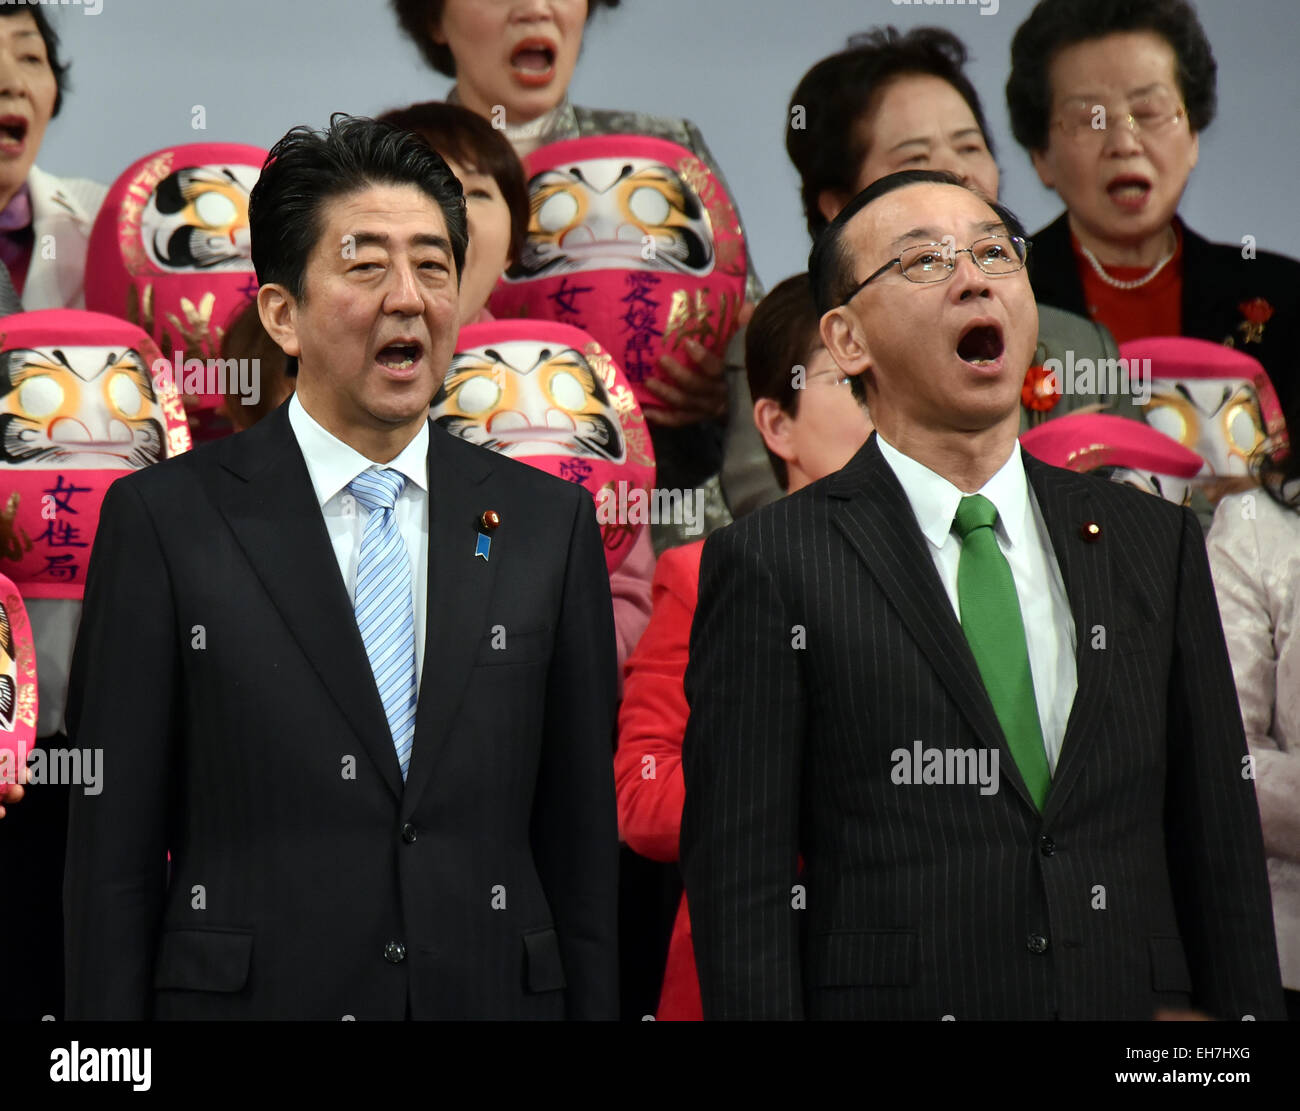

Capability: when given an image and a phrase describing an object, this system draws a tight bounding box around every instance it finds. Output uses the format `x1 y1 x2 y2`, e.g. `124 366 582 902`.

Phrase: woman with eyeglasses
1008 0 1299 416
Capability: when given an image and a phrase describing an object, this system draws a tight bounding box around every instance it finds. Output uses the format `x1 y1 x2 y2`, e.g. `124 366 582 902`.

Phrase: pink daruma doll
488 134 747 412
431 320 655 572
0 310 192 599
84 142 267 437
0 572 36 800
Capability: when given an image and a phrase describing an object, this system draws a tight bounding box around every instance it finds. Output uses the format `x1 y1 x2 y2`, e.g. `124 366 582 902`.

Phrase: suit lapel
1022 455 1114 821
215 404 404 801
400 425 497 818
828 435 1038 812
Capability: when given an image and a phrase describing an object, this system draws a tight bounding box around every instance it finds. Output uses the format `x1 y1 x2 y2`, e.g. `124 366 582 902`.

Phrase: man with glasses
680 169 1283 1021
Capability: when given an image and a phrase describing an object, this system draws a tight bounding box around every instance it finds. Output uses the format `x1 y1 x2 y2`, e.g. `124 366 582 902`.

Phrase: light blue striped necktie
348 467 417 781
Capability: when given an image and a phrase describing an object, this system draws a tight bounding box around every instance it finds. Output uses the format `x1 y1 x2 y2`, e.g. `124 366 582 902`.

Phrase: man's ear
1029 148 1056 190
258 284 301 360
820 307 871 380
817 188 848 229
752 398 796 465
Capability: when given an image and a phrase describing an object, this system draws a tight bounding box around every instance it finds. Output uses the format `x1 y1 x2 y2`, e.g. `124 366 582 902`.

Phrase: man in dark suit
680 169 1284 1021
62 115 619 1020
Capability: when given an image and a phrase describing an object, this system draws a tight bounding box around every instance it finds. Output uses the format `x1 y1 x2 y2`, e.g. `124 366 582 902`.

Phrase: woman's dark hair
377 101 528 264
787 26 995 241
1258 392 1300 513
745 273 865 490
249 113 468 305
1007 0 1218 152
390 0 621 78
808 169 1027 316
0 7 70 117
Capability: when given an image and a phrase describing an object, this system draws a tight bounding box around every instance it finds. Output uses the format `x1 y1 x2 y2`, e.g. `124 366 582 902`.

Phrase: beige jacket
1209 487 1300 989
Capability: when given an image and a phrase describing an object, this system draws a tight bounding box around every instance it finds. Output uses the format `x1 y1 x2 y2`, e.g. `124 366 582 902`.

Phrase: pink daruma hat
0 309 192 599
1021 411 1204 476
0 572 36 795
431 319 655 573
1121 335 1288 473
84 142 268 413
488 134 747 412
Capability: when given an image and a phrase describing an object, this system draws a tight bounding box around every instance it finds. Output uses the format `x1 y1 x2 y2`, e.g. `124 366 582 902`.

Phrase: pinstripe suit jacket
680 432 1284 1020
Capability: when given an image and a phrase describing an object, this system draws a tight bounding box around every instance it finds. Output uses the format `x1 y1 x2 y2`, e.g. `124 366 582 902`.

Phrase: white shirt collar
875 432 1031 551
287 392 429 508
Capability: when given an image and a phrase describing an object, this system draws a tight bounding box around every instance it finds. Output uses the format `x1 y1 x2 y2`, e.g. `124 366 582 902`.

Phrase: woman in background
1007 0 1298 415
0 8 104 310
615 274 873 1019
1207 392 1300 1022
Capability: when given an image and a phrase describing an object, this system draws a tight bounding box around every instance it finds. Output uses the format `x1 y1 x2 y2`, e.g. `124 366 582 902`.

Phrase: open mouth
510 37 558 85
0 116 28 154
1106 175 1151 207
376 340 423 372
956 322 1005 368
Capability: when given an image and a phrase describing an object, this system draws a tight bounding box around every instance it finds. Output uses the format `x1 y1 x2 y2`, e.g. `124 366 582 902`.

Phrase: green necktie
953 494 1051 810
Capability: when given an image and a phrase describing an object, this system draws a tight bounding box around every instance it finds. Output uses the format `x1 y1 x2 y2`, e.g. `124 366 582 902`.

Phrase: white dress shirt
288 393 430 689
876 434 1077 773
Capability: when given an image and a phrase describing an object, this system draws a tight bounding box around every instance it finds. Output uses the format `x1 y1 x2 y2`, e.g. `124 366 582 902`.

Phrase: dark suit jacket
680 432 1284 1020
63 403 619 1020
1029 213 1300 416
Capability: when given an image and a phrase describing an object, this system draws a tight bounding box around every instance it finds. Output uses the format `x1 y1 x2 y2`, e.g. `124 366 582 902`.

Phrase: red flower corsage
1021 364 1061 412
1237 297 1274 345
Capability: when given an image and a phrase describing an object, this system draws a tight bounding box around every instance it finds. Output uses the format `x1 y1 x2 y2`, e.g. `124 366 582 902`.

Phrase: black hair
808 169 1027 315
377 100 529 265
249 113 468 304
390 0 621 78
0 6 69 117
1007 0 1217 152
1258 391 1300 514
744 274 821 490
787 26 995 241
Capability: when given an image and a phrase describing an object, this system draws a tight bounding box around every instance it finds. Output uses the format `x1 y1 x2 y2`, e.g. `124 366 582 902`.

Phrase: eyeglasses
839 234 1030 306
1052 89 1187 143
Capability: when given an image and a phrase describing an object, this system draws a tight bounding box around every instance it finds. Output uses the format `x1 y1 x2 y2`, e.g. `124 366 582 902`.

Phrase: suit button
1027 933 1049 954
384 941 406 964
401 823 417 844
1039 836 1056 857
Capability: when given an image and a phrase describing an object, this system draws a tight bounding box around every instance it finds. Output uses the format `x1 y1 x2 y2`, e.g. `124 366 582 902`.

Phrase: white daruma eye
537 190 580 233
455 375 501 415
1144 404 1188 445
548 371 586 411
1227 406 1260 449
627 186 671 226
194 191 238 229
109 372 144 417
17 374 64 418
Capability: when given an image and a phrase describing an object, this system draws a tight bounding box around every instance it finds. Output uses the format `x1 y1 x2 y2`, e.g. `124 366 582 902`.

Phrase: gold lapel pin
1080 521 1102 542
479 510 501 532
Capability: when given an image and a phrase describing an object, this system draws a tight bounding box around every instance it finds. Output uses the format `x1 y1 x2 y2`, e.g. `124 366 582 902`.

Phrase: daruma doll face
0 343 167 470
513 156 716 279
139 162 258 273
0 310 192 600
86 144 269 413
1143 377 1265 477
432 320 655 573
435 338 626 464
489 135 747 409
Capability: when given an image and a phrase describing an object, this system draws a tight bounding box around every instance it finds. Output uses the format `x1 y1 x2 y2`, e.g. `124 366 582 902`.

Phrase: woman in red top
1007 0 1299 414
614 273 874 1019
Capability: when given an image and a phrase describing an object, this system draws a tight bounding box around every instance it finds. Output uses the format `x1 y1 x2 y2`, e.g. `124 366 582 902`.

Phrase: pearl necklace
1079 229 1177 290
